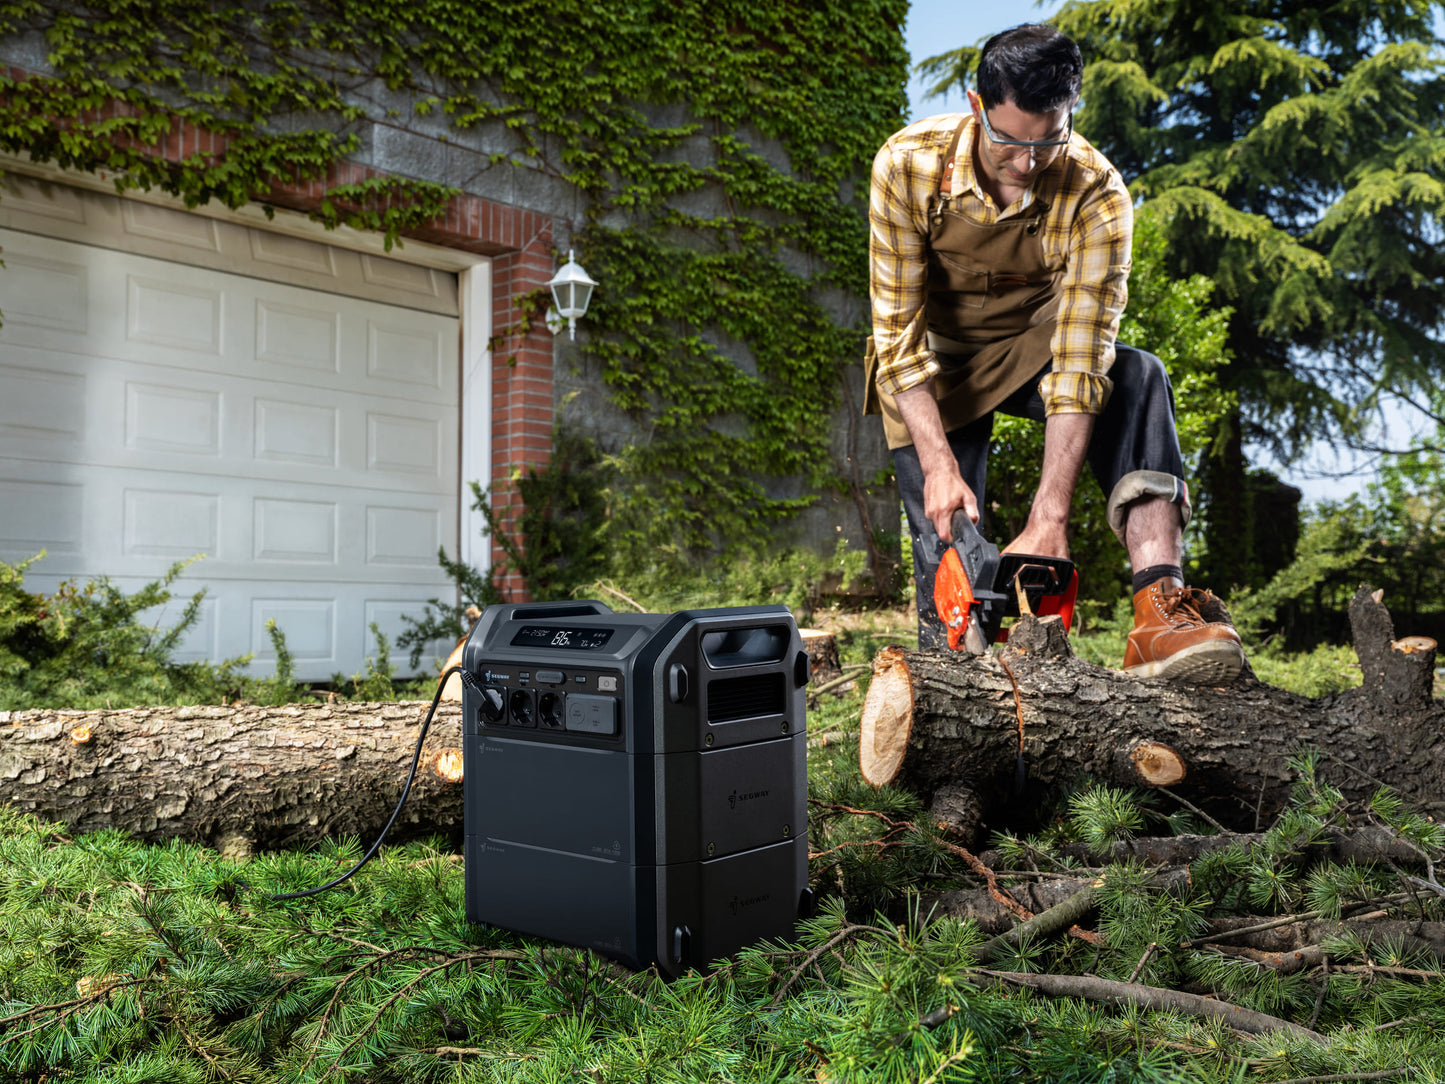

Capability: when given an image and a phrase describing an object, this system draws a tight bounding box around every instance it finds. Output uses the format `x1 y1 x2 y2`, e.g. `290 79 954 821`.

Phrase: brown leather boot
1123 580 1245 684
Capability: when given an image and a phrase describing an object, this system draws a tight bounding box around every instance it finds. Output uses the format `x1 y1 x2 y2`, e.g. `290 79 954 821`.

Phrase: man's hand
1003 521 1070 560
924 468 979 543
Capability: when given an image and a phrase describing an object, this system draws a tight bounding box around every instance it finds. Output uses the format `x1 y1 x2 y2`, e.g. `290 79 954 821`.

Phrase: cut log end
1129 741 1187 787
432 748 464 784
859 648 916 787
1392 636 1437 656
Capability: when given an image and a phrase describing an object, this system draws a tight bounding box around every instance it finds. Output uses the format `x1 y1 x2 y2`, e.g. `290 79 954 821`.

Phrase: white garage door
0 175 464 682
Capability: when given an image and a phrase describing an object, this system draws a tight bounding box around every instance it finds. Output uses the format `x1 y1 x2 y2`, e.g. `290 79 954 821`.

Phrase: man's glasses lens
980 110 1073 150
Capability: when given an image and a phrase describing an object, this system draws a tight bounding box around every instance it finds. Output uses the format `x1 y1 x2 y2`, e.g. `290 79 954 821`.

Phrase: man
866 23 1243 683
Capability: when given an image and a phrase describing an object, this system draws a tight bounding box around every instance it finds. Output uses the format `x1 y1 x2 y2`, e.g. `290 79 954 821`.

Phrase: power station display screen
510 625 615 651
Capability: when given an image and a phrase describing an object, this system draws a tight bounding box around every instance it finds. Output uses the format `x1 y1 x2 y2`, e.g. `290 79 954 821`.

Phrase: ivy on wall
0 0 910 576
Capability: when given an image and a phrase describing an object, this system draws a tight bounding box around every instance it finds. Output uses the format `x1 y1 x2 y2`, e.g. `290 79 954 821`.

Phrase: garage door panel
126 273 225 356
252 597 337 665
0 472 85 560
134 593 220 664
121 200 222 253
125 380 225 456
0 362 86 445
254 298 341 373
123 488 220 560
366 505 442 568
254 398 339 468
366 319 446 389
0 180 467 682
253 496 339 564
1 250 88 334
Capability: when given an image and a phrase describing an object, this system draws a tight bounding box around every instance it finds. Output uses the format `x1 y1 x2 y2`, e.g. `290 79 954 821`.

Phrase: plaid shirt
869 113 1133 415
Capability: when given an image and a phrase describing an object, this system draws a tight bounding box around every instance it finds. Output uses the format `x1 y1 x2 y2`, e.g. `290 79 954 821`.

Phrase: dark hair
976 24 1083 114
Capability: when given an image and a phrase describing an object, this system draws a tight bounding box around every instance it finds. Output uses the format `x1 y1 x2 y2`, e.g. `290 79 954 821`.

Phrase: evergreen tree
920 0 1445 589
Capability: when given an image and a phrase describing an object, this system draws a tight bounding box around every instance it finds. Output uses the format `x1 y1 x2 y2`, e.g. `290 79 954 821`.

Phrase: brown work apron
866 118 1064 450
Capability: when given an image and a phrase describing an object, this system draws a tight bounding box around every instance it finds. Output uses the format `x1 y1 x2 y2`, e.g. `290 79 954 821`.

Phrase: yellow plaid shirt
869 113 1133 416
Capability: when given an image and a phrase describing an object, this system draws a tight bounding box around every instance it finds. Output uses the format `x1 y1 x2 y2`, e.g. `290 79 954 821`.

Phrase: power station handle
668 663 690 703
794 649 810 688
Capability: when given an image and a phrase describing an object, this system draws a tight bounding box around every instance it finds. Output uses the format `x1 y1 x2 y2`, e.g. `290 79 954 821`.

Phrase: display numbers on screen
509 625 615 651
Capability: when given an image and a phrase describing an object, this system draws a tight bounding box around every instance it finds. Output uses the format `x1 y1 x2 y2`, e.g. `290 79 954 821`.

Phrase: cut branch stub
1129 741 1186 787
1350 585 1438 716
859 647 915 786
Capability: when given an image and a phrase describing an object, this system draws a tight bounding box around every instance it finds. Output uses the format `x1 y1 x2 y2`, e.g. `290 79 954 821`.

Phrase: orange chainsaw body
933 513 1078 653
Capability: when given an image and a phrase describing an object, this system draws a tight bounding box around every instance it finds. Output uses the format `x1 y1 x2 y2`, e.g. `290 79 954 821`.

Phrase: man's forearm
1003 410 1094 558
894 382 952 473
1032 411 1094 529
894 382 978 540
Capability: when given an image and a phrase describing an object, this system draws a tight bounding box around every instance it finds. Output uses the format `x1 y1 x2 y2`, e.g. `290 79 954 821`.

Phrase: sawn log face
0 701 464 849
860 590 1445 839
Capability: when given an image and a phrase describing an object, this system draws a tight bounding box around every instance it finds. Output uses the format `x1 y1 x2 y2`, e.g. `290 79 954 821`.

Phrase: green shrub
0 553 253 711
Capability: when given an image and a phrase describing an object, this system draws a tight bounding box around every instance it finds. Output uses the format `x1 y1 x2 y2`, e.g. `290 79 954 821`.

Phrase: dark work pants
893 346 1188 650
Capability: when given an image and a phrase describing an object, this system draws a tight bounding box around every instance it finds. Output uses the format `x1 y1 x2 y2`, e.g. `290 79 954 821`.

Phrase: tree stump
859 586 1445 841
800 628 842 683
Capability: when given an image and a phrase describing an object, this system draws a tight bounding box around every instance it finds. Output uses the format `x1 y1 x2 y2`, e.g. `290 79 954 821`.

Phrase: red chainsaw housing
934 552 1078 651
934 547 977 652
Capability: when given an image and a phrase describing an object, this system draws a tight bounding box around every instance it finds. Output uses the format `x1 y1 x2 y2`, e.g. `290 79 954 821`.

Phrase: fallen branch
982 827 1441 871
1181 895 1411 948
974 885 1099 964
1269 1071 1412 1084
974 969 1325 1041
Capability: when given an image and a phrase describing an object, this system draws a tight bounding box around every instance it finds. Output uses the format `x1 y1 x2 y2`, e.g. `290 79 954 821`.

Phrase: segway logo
728 787 770 809
729 892 771 916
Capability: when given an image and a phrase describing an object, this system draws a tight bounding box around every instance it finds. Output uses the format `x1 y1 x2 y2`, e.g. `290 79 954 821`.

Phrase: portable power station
460 601 812 976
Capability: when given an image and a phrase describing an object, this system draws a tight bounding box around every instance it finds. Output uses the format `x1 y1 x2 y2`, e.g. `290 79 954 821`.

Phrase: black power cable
271 664 475 901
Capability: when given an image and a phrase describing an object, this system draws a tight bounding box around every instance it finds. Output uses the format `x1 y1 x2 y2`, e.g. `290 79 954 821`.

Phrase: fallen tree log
860 587 1445 841
0 701 464 851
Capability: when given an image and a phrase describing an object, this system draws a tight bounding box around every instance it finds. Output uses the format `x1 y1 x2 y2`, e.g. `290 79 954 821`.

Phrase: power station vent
706 672 786 723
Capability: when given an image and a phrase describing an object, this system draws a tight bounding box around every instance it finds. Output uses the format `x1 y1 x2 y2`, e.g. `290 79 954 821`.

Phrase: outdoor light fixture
546 249 597 340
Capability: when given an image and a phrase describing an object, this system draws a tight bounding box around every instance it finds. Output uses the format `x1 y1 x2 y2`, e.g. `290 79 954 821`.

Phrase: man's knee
1111 346 1174 405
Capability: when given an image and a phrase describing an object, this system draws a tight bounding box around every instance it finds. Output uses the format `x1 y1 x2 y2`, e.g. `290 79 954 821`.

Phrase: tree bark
0 701 464 850
859 587 1445 841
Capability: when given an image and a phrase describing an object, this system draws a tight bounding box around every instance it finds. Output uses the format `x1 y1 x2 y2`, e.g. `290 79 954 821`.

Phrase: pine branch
300 945 524 1075
318 951 527 1079
973 968 1326 1041
768 923 888 1008
1269 1071 1413 1084
0 978 151 1048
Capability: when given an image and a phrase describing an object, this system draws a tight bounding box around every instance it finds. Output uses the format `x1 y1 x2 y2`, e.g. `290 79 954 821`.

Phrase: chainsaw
933 510 1079 654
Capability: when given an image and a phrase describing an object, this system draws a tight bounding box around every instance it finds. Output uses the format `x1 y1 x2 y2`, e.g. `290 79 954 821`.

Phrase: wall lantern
546 249 597 340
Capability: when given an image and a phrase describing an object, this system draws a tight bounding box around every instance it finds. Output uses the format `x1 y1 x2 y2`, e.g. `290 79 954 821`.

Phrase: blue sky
904 0 1065 121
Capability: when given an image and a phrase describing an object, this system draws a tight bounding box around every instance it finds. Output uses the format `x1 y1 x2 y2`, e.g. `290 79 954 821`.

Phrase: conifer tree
919 0 1445 589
